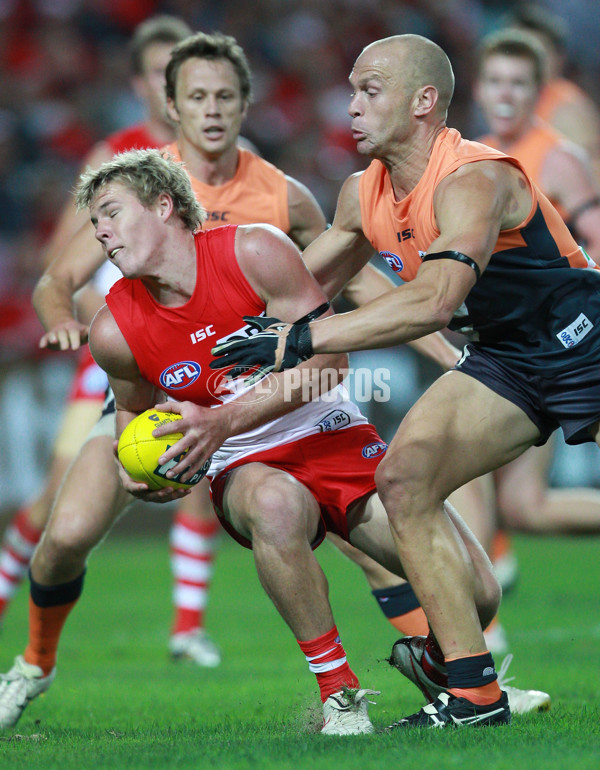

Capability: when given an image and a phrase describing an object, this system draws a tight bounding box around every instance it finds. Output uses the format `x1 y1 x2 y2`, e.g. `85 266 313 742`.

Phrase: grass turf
0 526 598 769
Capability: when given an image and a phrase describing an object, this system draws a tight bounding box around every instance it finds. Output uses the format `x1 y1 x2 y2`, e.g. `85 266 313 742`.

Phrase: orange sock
24 596 79 676
372 583 428 636
449 681 502 705
388 607 429 636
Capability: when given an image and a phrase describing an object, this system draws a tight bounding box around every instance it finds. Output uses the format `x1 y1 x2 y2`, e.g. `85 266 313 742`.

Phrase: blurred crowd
1 0 600 362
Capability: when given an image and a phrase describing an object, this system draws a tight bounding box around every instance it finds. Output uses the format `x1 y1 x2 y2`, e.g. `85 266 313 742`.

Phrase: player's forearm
220 352 348 437
32 274 78 331
308 289 448 353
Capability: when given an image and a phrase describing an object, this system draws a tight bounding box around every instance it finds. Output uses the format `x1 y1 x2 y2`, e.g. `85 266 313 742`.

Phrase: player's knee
244 477 313 546
374 450 427 515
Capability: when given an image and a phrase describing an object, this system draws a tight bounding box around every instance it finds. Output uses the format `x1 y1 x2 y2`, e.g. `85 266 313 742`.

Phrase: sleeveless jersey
478 119 568 222
105 225 366 474
358 127 600 373
164 144 290 233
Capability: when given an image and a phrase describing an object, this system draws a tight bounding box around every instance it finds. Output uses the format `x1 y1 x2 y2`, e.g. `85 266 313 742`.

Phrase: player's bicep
89 305 138 380
432 163 510 266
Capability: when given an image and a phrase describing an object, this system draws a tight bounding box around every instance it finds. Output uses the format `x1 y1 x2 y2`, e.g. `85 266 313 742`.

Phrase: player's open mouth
109 247 123 259
493 103 515 119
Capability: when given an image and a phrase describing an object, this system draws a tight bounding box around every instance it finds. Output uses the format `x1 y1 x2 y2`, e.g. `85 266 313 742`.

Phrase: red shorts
67 347 109 402
210 424 387 549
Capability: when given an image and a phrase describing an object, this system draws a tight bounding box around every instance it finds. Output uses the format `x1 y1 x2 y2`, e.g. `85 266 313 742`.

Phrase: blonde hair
75 148 206 231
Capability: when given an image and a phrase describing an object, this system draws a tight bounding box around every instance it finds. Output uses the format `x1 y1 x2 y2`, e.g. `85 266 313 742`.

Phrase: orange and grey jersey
358 127 600 374
478 119 569 223
164 144 290 233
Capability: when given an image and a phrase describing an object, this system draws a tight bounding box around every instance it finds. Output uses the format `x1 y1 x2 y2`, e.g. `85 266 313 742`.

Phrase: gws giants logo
380 251 404 274
160 361 201 390
362 441 387 459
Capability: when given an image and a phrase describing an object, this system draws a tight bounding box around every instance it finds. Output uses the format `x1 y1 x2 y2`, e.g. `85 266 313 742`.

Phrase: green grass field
0 523 598 769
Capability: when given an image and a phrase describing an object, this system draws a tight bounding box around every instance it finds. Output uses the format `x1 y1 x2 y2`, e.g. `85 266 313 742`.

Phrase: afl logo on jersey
160 361 201 390
380 251 404 274
362 441 387 459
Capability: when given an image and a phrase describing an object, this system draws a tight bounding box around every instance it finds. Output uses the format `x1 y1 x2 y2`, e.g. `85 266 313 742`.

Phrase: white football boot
169 630 221 668
0 655 55 729
390 637 551 715
496 653 551 714
321 688 379 735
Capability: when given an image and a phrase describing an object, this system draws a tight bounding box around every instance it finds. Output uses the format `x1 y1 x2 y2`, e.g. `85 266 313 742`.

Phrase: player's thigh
382 370 542 498
221 463 322 545
52 399 104 460
46 434 130 547
326 530 407 588
494 436 556 512
347 492 407 579
175 476 215 520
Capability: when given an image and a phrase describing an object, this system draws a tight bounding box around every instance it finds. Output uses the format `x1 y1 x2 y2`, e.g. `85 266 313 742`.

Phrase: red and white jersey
105 225 366 474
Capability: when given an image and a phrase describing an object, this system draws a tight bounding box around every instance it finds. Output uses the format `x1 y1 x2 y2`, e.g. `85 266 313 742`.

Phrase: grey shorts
455 345 600 445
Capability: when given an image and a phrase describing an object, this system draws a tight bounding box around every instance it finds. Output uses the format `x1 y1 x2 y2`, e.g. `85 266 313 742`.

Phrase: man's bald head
357 35 455 117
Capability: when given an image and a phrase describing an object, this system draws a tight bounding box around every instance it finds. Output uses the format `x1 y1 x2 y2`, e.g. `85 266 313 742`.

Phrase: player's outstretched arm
341 262 461 371
211 160 522 369
33 223 107 351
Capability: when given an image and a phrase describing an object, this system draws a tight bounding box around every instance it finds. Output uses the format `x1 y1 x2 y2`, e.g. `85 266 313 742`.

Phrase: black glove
210 316 314 385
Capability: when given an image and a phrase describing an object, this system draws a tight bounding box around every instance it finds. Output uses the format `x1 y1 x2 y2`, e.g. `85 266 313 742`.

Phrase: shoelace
354 688 380 704
496 654 515 687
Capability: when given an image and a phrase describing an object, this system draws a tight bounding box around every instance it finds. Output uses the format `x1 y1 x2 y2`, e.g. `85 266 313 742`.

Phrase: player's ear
166 97 180 124
413 85 438 117
157 192 174 220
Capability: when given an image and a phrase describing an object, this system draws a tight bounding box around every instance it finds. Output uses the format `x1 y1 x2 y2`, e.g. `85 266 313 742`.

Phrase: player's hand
39 320 89 351
209 315 314 385
151 401 230 482
111 439 191 503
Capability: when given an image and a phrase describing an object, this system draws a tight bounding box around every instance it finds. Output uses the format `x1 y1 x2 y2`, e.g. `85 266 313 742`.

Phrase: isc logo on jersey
362 442 387 459
160 361 201 390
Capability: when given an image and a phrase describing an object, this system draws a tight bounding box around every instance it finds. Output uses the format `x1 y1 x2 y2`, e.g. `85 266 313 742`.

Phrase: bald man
210 34 600 728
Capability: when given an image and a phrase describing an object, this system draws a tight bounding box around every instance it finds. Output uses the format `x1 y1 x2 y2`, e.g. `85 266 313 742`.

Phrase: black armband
421 250 481 281
294 301 330 324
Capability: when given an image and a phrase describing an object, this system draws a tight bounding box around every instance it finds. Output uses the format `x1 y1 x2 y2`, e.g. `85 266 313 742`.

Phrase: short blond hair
75 148 206 231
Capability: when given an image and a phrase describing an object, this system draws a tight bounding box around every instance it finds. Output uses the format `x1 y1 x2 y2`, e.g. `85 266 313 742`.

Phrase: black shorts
455 345 600 445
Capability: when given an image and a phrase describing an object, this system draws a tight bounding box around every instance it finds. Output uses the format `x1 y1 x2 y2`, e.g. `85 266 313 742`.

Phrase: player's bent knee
242 477 318 545
374 454 423 510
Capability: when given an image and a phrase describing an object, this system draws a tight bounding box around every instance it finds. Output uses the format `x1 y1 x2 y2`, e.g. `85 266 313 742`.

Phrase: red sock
170 512 220 636
297 626 360 702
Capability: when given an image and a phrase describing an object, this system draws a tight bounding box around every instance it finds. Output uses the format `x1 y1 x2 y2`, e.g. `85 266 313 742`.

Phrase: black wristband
295 323 314 360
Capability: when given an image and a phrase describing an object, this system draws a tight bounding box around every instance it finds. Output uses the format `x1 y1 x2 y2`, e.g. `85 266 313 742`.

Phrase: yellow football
117 408 210 490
